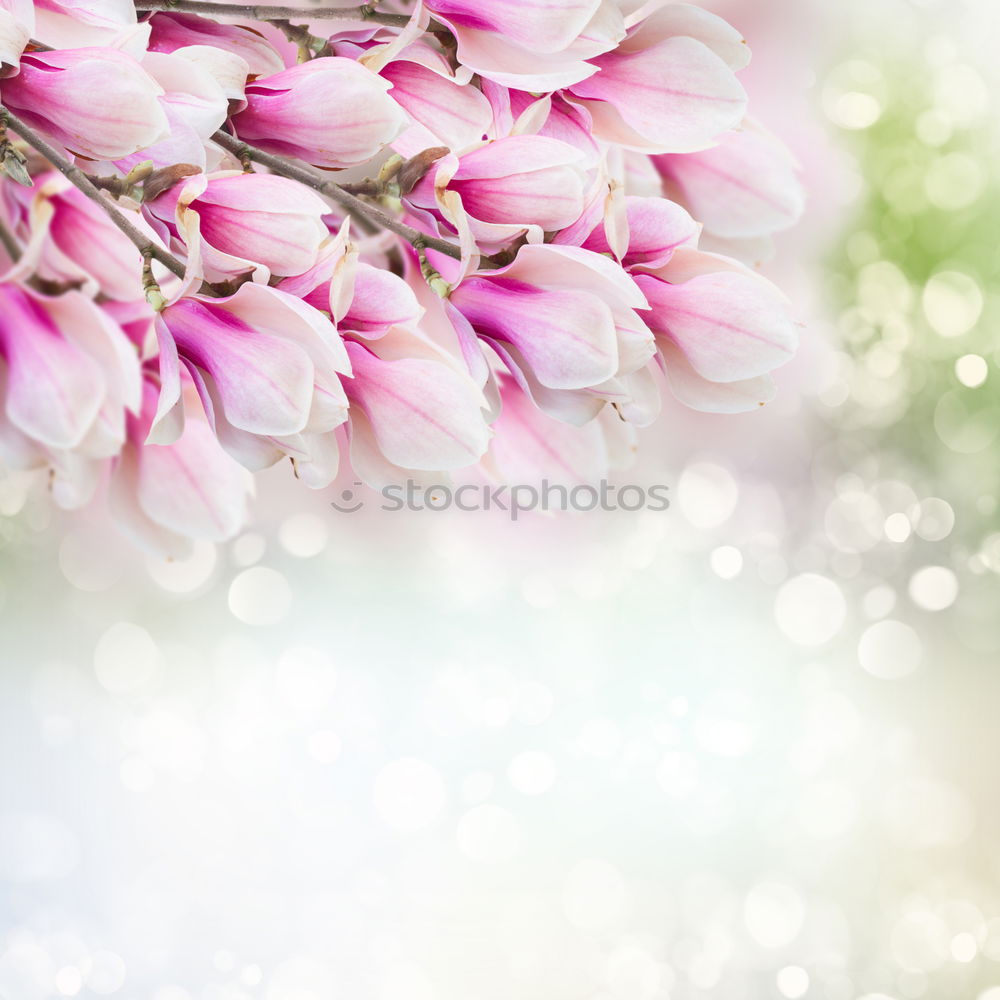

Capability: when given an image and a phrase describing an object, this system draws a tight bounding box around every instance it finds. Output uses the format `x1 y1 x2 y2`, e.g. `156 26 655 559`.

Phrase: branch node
142 250 169 312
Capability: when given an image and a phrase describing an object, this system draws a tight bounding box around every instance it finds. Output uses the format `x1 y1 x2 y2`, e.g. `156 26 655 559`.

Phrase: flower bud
409 136 588 239
1 48 169 160
567 5 748 153
146 171 331 280
233 57 406 169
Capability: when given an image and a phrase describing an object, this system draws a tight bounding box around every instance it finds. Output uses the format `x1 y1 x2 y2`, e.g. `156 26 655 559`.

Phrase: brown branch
271 18 331 59
133 1 414 28
1 107 187 280
212 129 464 261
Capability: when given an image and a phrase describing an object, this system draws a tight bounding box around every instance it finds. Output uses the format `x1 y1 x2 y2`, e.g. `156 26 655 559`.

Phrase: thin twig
272 19 331 59
133 1 414 28
212 129 464 261
1 107 187 280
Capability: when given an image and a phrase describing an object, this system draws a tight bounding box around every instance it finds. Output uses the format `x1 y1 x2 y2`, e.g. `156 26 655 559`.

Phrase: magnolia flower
504 91 601 164
566 3 749 153
633 247 797 412
343 337 492 486
288 259 424 342
381 44 494 156
279 232 492 485
484 377 635 488
423 0 626 90
110 372 252 557
654 120 805 241
234 57 407 169
447 244 654 425
0 284 140 461
1 48 169 160
566 195 701 270
146 171 331 281
407 135 589 244
151 283 351 482
17 172 159 300
113 49 234 172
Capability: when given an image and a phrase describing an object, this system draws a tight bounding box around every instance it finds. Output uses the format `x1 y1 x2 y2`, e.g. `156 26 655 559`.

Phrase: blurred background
2 0 1000 997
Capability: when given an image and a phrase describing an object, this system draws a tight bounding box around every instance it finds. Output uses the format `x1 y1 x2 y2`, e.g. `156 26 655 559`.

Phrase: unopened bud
396 147 449 196
123 160 155 186
144 285 168 312
142 163 202 203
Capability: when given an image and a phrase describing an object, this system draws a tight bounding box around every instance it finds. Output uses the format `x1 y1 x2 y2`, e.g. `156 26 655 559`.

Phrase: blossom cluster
0 0 804 553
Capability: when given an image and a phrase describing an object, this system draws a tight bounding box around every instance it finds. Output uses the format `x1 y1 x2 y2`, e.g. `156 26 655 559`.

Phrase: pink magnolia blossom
290 258 424 343
447 244 654 426
565 3 749 153
35 0 136 28
571 195 701 270
32 0 137 51
1 47 169 160
633 247 797 412
151 283 351 484
504 91 601 164
484 377 635 488
233 57 407 169
11 172 161 300
654 119 805 241
381 43 494 156
280 235 492 485
112 49 235 172
407 135 589 245
146 171 331 281
343 337 492 486
0 284 140 462
110 372 252 556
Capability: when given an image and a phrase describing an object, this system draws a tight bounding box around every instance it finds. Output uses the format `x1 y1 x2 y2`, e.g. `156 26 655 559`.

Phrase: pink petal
344 341 490 471
162 299 316 436
655 124 804 240
659 337 776 412
342 263 423 339
191 173 329 277
623 2 751 70
381 58 493 153
0 288 105 449
635 270 796 382
147 10 284 77
488 379 611 486
236 57 406 169
570 36 747 152
581 195 700 268
4 48 169 159
136 416 252 541
451 276 619 390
